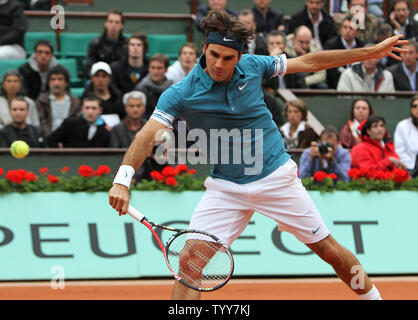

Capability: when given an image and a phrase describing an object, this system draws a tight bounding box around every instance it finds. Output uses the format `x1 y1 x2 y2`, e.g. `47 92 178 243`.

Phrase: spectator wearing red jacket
351 115 407 172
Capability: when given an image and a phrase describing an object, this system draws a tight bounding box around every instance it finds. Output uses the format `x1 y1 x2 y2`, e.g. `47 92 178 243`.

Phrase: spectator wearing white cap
81 61 124 120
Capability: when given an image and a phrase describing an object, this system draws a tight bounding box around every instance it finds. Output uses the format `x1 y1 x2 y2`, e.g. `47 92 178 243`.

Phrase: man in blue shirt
109 10 407 300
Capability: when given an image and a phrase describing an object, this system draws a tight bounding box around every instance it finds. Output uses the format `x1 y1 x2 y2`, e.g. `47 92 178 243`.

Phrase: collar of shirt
196 54 246 89
49 93 70 103
341 37 357 50
308 10 323 26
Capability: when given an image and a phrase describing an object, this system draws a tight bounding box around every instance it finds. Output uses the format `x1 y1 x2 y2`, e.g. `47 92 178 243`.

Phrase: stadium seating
147 34 187 61
0 59 28 83
59 32 100 58
70 87 85 98
24 32 58 55
57 58 83 86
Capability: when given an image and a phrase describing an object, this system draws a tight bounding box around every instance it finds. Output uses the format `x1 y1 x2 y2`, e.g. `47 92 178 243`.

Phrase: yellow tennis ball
10 140 30 159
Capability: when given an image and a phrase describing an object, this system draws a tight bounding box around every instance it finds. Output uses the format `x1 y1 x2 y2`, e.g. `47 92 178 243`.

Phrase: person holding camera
299 126 352 181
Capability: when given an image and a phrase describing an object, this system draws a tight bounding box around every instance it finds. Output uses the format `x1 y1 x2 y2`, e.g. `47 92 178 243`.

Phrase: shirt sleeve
248 54 288 79
150 85 183 128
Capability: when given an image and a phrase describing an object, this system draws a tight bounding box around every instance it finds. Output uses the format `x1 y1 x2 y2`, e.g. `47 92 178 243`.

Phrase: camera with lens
317 142 333 155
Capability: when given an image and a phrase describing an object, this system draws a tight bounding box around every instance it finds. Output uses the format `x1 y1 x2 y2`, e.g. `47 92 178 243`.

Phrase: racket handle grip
127 205 145 222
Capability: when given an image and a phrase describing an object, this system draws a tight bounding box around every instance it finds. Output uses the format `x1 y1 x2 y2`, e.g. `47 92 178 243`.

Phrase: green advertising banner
0 191 417 280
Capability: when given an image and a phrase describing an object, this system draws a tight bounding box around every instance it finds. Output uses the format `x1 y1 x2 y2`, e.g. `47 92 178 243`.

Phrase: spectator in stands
280 99 319 149
367 0 384 17
111 33 149 94
85 10 127 76
252 0 287 35
288 0 337 49
299 126 351 181
388 40 417 91
135 54 173 120
325 15 365 89
394 95 418 177
337 43 395 92
286 26 328 89
36 65 81 136
0 0 28 59
0 97 45 147
377 23 399 68
351 115 407 172
339 98 375 148
195 0 237 32
109 90 165 181
238 9 269 55
18 40 58 101
47 94 110 148
262 30 307 91
334 0 381 43
0 70 39 128
386 0 418 41
165 43 199 84
110 91 146 148
81 61 124 120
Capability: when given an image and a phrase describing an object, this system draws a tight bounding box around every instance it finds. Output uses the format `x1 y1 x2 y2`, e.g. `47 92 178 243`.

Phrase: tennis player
109 11 407 300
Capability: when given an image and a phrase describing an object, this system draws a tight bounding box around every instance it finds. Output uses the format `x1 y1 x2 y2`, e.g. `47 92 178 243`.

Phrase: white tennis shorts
189 159 330 246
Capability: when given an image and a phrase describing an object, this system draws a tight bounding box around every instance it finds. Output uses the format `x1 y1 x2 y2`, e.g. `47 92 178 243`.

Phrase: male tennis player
109 11 407 300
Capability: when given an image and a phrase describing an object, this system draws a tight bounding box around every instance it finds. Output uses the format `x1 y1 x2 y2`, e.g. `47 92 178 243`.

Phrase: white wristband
113 165 135 189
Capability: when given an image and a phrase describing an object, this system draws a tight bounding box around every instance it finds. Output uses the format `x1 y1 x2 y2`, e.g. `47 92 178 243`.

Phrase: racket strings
166 232 232 290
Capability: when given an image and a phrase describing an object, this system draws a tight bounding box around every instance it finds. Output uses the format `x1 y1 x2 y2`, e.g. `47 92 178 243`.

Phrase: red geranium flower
176 164 188 174
24 172 38 183
150 170 164 182
392 169 410 184
48 174 60 184
313 171 327 182
6 170 26 184
371 170 385 180
164 176 178 187
94 165 111 176
327 173 337 180
39 167 49 175
78 165 94 178
348 168 359 179
187 169 197 175
161 166 177 177
59 166 70 173
0 168 4 176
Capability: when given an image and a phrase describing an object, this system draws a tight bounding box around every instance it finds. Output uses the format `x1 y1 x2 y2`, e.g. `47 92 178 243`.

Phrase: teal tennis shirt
150 53 291 184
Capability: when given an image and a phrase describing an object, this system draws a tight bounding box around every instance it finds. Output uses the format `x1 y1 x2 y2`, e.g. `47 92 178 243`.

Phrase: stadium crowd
0 0 417 179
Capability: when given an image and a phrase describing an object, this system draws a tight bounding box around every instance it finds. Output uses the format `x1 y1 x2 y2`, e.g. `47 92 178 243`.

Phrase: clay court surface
0 276 417 300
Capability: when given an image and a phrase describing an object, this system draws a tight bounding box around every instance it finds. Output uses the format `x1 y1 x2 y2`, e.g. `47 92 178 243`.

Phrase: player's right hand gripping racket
127 205 234 292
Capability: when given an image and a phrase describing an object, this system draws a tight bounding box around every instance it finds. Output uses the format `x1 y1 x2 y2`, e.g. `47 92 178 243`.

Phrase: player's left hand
373 35 408 61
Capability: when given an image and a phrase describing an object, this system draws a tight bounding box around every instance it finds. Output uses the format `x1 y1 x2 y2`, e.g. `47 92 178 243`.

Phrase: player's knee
310 237 343 266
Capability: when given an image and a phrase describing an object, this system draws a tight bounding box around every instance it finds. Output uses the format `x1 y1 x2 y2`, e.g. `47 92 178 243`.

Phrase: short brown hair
107 10 125 25
285 99 308 121
127 32 149 55
179 42 199 57
201 10 255 46
149 54 170 69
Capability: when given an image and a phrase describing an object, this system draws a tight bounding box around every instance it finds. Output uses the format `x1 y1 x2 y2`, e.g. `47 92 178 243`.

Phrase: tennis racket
127 205 234 292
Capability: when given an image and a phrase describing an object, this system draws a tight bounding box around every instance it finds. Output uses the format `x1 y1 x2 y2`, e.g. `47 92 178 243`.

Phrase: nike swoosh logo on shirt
239 82 249 91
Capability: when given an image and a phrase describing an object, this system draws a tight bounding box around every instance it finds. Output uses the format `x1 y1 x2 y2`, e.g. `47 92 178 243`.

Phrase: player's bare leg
306 234 380 298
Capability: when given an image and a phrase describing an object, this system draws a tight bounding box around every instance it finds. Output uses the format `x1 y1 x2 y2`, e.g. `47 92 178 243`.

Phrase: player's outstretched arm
286 35 408 75
109 119 167 215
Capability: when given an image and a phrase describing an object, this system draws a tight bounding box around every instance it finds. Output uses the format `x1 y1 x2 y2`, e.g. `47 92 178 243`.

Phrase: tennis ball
10 140 30 159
